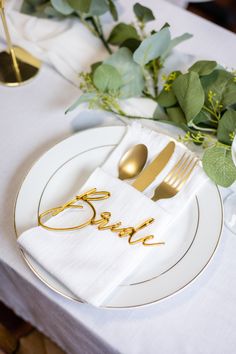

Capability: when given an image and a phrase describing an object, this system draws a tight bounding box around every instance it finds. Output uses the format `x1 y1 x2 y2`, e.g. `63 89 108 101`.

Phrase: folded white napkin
2 0 106 85
18 123 208 306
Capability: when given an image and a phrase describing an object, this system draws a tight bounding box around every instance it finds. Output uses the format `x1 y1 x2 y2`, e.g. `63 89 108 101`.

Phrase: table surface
1 1 236 353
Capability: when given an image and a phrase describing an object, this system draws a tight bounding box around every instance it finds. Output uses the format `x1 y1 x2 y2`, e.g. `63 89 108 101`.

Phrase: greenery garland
22 0 236 187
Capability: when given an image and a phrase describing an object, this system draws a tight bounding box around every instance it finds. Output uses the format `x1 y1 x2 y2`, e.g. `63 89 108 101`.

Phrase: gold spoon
118 144 148 180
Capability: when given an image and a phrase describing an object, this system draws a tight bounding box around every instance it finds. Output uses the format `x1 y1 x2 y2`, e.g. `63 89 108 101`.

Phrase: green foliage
133 3 155 23
67 0 109 15
202 146 236 187
21 0 62 18
87 0 111 16
133 28 171 66
108 23 139 46
108 0 118 20
91 61 102 74
222 80 236 107
157 62 236 186
189 60 217 76
157 89 177 108
93 64 122 93
217 110 236 145
193 110 212 126
67 0 89 12
120 38 141 53
50 0 73 15
201 69 233 103
65 92 97 113
172 72 205 123
105 48 145 98
22 0 117 21
22 1 236 187
166 107 186 124
161 33 193 61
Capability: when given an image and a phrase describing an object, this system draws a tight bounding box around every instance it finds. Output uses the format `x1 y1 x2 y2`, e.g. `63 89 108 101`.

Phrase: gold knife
132 141 175 192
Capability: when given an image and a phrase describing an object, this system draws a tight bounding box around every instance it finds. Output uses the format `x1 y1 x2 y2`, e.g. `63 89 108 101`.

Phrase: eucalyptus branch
143 68 155 98
103 107 154 120
90 16 112 54
135 20 147 39
190 122 217 133
151 59 161 97
202 105 219 123
78 16 97 36
142 91 156 100
215 141 232 150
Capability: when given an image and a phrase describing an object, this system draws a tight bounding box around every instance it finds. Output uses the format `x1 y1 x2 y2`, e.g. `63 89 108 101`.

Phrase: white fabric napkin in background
1 0 106 85
18 123 208 307
0 1 197 86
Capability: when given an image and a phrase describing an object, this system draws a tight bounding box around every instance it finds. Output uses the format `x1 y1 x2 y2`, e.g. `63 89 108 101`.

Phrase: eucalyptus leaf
91 61 102 74
189 60 218 76
166 107 186 124
108 0 118 21
21 1 61 18
22 0 47 8
161 33 193 60
193 110 213 126
217 110 236 145
201 69 233 104
160 22 170 30
65 93 97 113
105 47 145 98
120 38 141 53
133 27 171 66
67 0 109 15
133 3 155 23
222 80 236 107
157 89 177 108
108 23 139 46
89 0 109 16
50 0 73 15
67 0 90 12
93 64 122 93
202 146 236 187
153 117 190 132
172 71 205 123
44 5 65 17
21 2 34 15
25 0 47 4
152 104 169 120
153 105 188 130
21 0 45 15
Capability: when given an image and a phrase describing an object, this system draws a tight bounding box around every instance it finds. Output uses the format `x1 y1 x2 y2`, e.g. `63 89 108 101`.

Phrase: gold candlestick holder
0 0 41 86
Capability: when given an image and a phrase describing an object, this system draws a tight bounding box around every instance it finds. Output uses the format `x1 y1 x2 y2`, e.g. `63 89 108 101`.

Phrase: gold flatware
118 144 148 180
132 141 175 192
152 152 199 201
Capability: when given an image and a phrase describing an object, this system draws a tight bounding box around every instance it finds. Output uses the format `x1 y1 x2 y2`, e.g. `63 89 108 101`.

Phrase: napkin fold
18 123 208 307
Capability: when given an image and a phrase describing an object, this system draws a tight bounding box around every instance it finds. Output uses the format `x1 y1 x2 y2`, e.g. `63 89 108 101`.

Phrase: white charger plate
14 126 223 308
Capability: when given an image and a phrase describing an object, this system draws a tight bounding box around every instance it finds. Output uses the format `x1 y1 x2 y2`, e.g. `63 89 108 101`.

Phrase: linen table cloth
0 0 236 353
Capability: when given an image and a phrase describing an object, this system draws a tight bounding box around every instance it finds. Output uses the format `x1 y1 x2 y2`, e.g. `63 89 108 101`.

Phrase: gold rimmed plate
14 126 223 308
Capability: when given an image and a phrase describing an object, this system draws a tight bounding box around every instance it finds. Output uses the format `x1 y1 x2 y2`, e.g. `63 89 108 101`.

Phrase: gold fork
152 153 199 202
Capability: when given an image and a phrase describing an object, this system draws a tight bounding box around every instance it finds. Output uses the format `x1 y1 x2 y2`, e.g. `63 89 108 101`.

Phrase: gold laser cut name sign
38 188 165 247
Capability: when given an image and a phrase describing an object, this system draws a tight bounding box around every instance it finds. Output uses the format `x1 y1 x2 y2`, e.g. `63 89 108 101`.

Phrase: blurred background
169 0 236 33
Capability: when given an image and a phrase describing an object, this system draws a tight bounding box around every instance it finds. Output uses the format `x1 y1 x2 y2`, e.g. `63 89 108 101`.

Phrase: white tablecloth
0 1 236 353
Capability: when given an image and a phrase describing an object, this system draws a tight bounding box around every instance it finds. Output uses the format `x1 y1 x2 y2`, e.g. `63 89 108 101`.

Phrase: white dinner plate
14 126 223 308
